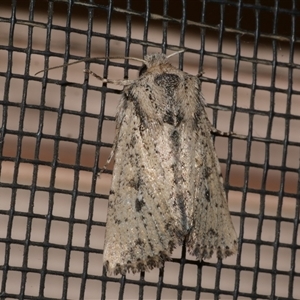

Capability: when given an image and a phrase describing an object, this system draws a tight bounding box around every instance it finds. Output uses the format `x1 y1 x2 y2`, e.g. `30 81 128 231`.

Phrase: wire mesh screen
0 0 299 299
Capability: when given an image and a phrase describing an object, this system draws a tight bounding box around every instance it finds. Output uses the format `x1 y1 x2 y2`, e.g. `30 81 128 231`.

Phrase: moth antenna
166 49 185 59
35 56 147 76
35 57 107 75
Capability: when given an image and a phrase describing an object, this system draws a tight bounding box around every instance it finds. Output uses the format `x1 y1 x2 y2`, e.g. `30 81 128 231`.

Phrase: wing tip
104 251 172 276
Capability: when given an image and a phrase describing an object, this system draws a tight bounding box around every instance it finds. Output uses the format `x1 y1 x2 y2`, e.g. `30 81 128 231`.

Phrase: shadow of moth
88 51 238 276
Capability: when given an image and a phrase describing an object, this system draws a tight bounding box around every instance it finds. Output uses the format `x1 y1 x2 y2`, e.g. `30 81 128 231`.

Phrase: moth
93 51 238 275
35 51 238 276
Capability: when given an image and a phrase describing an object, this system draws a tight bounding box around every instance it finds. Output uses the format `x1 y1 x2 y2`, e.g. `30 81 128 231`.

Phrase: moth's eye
139 64 148 77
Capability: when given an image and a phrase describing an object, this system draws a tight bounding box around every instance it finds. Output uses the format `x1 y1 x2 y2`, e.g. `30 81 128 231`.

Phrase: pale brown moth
89 51 238 275
36 51 238 276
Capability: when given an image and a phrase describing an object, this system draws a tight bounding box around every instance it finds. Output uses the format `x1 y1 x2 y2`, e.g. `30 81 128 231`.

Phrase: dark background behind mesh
0 0 299 299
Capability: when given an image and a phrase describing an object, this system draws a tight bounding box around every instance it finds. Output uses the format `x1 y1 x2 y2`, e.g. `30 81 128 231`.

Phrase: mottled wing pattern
185 112 238 260
161 71 238 261
103 85 180 275
103 54 237 275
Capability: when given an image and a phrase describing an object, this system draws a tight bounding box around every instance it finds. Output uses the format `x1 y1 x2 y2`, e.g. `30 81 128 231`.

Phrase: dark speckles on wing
126 89 149 130
170 130 180 148
205 189 210 202
135 198 146 212
128 178 140 190
207 228 217 238
135 238 145 246
176 110 184 125
129 134 138 147
163 109 174 125
163 109 185 126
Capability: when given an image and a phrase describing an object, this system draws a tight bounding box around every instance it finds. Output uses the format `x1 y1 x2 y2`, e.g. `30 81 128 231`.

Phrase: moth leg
83 69 106 81
83 69 134 86
210 126 246 140
98 150 115 175
210 126 234 137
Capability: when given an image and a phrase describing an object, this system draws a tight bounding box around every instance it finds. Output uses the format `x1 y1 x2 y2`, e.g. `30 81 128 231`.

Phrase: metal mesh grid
0 0 299 299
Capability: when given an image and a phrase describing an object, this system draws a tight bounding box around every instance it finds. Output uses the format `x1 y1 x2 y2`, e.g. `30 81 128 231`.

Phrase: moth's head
139 50 184 77
139 53 168 76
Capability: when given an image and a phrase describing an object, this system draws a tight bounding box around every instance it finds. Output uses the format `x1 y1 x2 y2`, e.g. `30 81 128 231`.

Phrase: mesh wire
0 0 299 299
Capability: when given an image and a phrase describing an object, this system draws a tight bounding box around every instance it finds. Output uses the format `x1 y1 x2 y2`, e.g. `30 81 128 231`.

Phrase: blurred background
0 1 299 299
